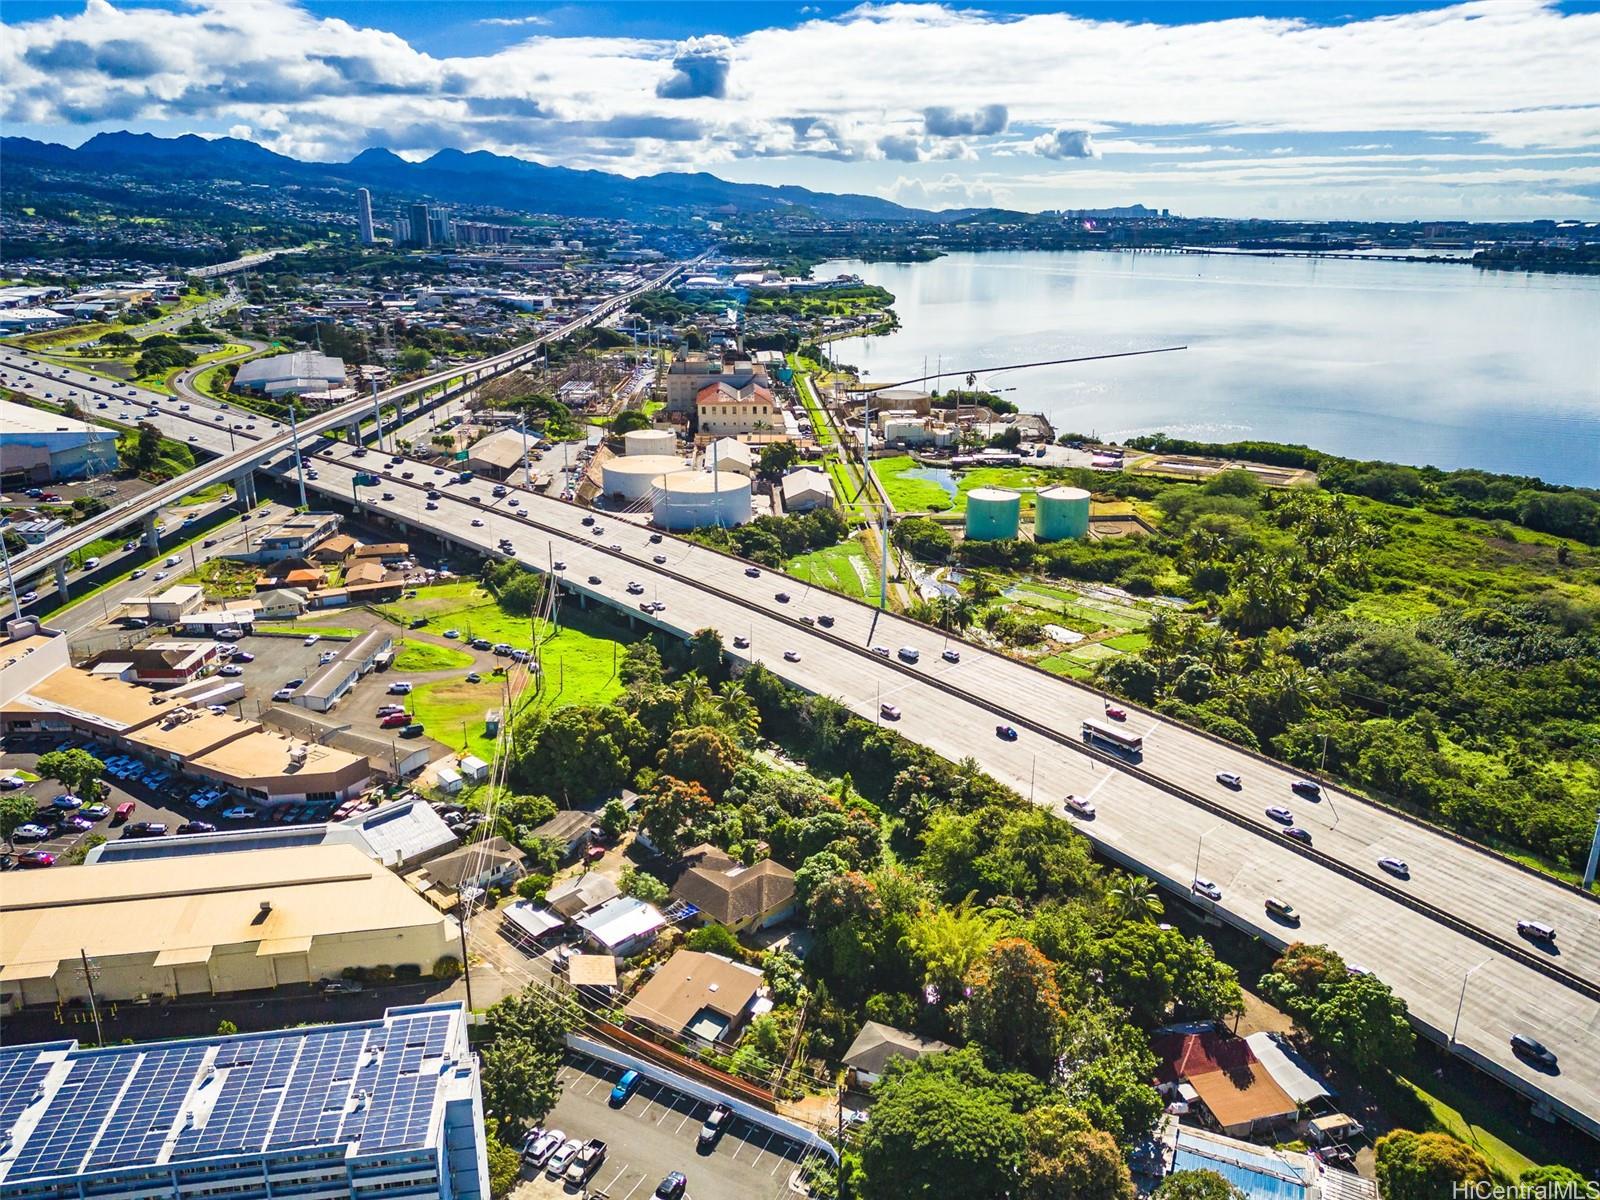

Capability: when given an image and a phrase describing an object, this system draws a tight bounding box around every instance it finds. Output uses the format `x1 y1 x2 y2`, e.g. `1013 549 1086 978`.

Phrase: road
5 256 703 586
269 436 1600 1138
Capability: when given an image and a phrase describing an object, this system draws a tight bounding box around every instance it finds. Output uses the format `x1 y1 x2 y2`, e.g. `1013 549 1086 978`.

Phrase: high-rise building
0 1004 489 1200
428 207 454 246
356 187 375 245
409 203 433 248
392 210 411 245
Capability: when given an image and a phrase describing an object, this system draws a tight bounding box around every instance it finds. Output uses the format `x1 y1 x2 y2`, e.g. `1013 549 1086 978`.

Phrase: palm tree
900 894 1000 1000
1108 875 1164 923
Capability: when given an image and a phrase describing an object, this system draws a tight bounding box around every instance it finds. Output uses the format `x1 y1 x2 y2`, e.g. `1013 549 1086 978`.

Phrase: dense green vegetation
682 507 850 567
886 464 1600 876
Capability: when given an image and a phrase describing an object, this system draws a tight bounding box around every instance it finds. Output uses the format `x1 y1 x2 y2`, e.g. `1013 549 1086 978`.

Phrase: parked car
380 713 410 729
388 681 413 695
654 1173 688 1200
522 1129 563 1166
177 821 217 835
50 793 84 810
324 978 364 994
12 823 51 842
698 1104 731 1150
112 802 135 824
610 1069 641 1106
123 821 167 838
398 722 424 738
303 634 320 646
545 1139 583 1178
17 850 55 868
222 806 256 820
564 1139 607 1185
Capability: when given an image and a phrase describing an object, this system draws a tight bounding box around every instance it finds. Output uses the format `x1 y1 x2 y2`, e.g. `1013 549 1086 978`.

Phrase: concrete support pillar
55 559 69 602
579 593 588 609
348 423 362 444
143 511 161 553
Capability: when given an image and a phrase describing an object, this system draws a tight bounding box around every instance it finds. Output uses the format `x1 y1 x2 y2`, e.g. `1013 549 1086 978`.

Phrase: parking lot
515 1053 830 1200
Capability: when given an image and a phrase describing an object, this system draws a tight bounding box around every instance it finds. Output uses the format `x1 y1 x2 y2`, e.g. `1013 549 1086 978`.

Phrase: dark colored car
654 1172 687 1200
399 722 425 738
996 724 1018 741
1511 1033 1558 1071
177 821 217 835
1281 826 1313 845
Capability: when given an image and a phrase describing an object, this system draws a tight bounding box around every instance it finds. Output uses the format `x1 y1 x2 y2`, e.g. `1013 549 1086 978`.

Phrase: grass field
408 609 636 759
393 639 475 672
787 540 876 600
876 456 1098 516
254 622 360 639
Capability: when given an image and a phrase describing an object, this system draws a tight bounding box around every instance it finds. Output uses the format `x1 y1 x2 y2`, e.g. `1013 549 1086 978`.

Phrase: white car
220 664 243 676
273 687 296 701
1192 878 1222 901
546 1139 582 1178
303 634 320 646
164 555 182 567
221 806 255 820
130 568 147 579
1064 795 1096 818
319 650 336 665
388 681 413 695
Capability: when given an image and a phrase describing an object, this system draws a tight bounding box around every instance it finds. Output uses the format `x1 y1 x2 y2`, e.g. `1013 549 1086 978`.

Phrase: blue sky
5 0 1599 219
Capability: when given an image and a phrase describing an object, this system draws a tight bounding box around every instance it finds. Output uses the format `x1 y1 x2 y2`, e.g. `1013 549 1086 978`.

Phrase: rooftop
233 351 345 387
0 844 449 979
189 729 366 784
0 399 119 439
0 1004 471 1185
670 855 795 927
624 949 763 1036
843 1021 952 1075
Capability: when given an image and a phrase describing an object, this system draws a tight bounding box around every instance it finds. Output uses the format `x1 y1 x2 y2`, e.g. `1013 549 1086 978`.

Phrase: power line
839 345 1187 393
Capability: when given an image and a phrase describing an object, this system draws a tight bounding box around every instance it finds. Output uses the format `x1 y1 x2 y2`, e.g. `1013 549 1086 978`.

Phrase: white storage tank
601 454 689 502
651 471 752 530
624 428 676 457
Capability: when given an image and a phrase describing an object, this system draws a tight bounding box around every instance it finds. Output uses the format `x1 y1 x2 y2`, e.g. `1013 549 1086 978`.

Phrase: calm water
817 251 1600 486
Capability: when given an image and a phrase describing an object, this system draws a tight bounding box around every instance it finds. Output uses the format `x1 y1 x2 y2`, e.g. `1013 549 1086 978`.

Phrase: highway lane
5 257 702 582
280 439 1600 1136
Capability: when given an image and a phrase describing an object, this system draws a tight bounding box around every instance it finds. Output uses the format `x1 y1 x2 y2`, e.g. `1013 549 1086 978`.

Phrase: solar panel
265 1029 365 1150
86 1045 208 1169
8 1055 136 1179
0 1049 50 1135
172 1037 299 1160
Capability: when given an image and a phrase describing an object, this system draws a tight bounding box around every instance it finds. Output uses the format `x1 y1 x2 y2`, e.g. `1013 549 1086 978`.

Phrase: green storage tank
964 487 1021 541
1035 485 1091 541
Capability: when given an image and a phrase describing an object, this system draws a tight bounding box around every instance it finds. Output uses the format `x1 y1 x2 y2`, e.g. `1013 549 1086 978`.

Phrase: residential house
781 469 833 513
1153 1028 1299 1138
422 836 526 898
574 896 665 956
310 535 358 564
623 949 766 1048
842 1021 952 1087
671 844 797 933
547 873 620 919
344 561 387 587
530 809 595 859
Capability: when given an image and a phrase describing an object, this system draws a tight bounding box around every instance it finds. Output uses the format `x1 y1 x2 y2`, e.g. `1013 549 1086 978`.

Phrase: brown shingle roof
670 858 795 926
624 949 762 1034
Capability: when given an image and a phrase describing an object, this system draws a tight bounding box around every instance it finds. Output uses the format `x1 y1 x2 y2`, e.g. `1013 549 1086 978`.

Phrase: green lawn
787 540 876 600
876 455 959 513
408 610 635 759
254 622 361 639
394 639 475 672
184 558 258 600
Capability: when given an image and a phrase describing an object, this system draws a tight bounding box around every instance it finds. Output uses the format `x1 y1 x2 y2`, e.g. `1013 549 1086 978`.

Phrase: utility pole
456 909 475 1015
79 949 105 1045
289 406 308 508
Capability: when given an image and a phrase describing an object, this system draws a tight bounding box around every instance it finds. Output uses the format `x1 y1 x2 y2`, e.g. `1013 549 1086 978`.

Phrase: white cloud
1 0 1597 215
477 14 549 27
883 173 1005 210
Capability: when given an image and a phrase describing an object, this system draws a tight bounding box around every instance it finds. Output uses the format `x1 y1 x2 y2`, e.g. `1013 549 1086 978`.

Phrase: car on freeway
303 634 320 646
996 724 1018 741
775 591 790 603
1290 779 1323 798
744 566 761 577
1511 1033 1558 1071
587 574 602 585
383 491 396 501
608 543 621 552
545 1139 583 1179
222 806 256 820
1517 920 1557 944
471 518 484 527
870 645 890 658
1192 878 1222 901
16 850 55 868
1281 826 1313 845
1216 771 1243 789
898 646 920 663
1378 857 1410 878
649 532 663 543
1265 897 1299 923
553 560 566 571
20 590 37 603
1064 795 1096 818
627 582 645 595
1265 806 1294 824
653 553 668 564
733 635 750 649
129 568 147 579
654 1174 688 1200
783 649 801 662
880 703 902 721
817 614 835 627
1105 705 1128 720
942 648 961 663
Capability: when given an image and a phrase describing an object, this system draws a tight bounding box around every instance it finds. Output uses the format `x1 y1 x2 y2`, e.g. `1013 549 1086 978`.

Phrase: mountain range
2 131 941 222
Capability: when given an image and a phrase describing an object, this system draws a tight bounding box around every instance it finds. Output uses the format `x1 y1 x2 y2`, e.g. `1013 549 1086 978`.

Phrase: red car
379 712 410 729
17 850 55 868
1105 706 1128 721
112 801 136 824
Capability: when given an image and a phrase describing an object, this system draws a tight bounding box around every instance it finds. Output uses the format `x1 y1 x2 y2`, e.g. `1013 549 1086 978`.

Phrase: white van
83 557 101 569
164 555 182 567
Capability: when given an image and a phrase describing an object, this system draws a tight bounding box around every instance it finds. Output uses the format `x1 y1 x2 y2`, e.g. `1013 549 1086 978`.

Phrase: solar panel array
8 1055 137 1180
0 1048 52 1137
3 1009 459 1183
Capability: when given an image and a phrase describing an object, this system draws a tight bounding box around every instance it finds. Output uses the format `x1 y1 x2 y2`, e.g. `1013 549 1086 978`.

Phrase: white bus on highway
1082 718 1143 756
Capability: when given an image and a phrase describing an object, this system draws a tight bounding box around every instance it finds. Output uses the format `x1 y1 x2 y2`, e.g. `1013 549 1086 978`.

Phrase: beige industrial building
696 380 779 437
0 844 455 1005
665 352 770 416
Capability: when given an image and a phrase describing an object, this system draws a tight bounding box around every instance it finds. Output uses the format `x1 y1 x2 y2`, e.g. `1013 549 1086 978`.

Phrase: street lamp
1451 958 1494 1046
1192 823 1221 895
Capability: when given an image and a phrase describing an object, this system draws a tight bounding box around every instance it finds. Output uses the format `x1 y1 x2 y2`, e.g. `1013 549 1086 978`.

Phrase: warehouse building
0 1004 488 1200
0 399 119 484
292 629 394 713
232 351 346 398
0 844 456 1005
1 661 372 805
465 428 531 480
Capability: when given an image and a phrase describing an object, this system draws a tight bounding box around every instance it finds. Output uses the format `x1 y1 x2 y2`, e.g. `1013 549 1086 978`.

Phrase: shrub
684 923 745 959
432 955 463 980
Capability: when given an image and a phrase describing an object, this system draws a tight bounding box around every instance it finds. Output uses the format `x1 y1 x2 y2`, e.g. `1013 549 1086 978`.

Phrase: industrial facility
0 1004 488 1200
1035 485 1092 540
623 427 677 456
0 843 456 1004
0 399 119 485
601 453 690 502
964 486 1022 540
650 469 752 530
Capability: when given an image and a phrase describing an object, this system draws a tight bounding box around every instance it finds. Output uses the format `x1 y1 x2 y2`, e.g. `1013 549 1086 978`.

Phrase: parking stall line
673 1106 699 1134
729 1130 752 1162
596 1163 630 1194
615 1174 647 1200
